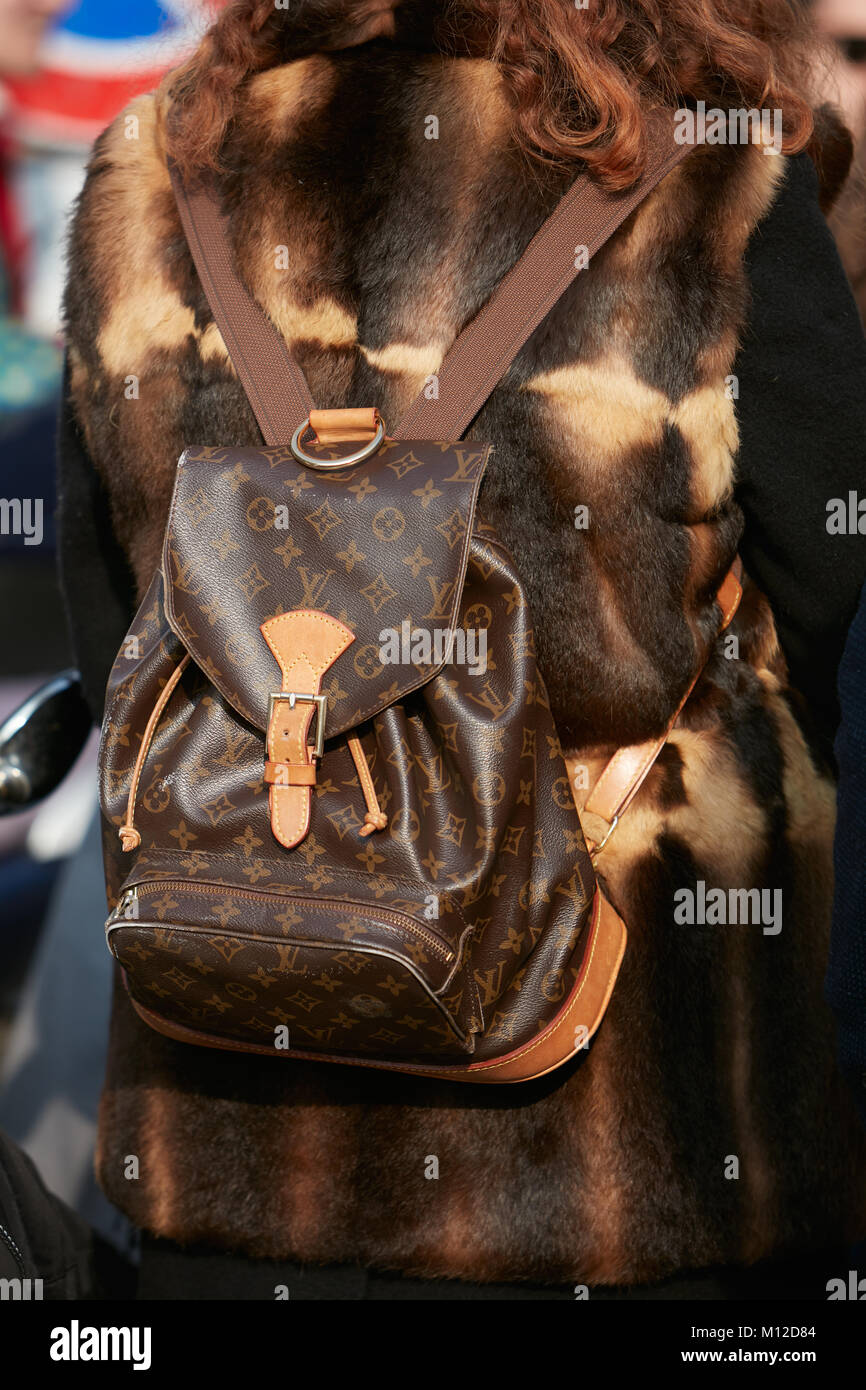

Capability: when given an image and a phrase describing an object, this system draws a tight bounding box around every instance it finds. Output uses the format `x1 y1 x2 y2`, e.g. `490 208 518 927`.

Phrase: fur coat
63 39 866 1284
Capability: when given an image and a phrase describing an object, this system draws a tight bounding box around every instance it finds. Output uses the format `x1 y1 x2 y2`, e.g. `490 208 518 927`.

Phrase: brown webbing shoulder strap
169 110 692 446
399 111 691 440
169 160 314 444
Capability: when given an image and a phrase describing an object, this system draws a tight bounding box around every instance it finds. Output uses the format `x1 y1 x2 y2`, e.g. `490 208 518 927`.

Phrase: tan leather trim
260 609 355 848
584 730 671 828
716 565 743 628
309 407 381 444
118 651 190 851
125 890 626 1085
583 563 743 840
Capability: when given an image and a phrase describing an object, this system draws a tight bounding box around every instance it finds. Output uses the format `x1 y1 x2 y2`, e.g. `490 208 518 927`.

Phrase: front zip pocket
107 877 478 1060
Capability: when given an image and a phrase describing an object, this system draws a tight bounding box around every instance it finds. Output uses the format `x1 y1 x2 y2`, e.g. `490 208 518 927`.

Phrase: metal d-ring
290 415 386 470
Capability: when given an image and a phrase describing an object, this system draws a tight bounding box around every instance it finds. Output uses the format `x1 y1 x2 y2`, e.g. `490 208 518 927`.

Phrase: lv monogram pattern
99 439 597 1066
164 440 490 738
109 883 476 1058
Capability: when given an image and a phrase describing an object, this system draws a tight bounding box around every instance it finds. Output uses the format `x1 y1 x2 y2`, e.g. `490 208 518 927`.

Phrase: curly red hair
165 0 828 187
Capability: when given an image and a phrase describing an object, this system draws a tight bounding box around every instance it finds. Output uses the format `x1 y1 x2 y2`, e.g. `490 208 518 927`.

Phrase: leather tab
583 739 660 828
309 408 381 445
716 564 743 630
260 610 355 848
264 761 318 787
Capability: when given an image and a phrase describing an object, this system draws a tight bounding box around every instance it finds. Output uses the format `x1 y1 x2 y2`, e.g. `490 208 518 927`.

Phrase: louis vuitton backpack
98 111 739 1083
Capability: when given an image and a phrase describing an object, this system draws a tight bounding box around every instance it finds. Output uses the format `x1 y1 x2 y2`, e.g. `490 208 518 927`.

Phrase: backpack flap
162 438 491 740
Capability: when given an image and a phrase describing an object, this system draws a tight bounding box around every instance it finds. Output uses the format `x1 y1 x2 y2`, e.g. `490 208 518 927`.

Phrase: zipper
107 878 453 964
0 1221 26 1278
110 887 139 922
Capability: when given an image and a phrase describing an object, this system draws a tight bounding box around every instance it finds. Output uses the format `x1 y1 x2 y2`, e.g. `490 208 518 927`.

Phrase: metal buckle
589 814 618 859
290 415 386 470
267 692 328 758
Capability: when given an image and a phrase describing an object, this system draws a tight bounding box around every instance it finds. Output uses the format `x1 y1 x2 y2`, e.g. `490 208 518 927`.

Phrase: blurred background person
0 0 67 416
815 0 866 319
0 0 78 1066
815 0 866 139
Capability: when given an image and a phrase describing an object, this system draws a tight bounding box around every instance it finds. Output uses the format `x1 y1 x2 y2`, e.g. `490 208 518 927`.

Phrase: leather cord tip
119 826 141 852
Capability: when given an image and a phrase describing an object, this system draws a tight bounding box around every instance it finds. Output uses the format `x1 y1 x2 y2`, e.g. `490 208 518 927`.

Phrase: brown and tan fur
64 41 866 1284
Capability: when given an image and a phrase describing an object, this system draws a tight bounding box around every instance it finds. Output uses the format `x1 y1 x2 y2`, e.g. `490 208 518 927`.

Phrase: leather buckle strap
581 562 743 857
260 611 355 849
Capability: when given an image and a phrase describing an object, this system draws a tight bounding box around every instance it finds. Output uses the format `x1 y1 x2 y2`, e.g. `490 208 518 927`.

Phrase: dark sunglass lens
840 37 866 63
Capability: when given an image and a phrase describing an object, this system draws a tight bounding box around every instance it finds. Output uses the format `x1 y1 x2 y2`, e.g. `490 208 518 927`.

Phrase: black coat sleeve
55 355 137 724
828 579 866 1123
734 150 866 750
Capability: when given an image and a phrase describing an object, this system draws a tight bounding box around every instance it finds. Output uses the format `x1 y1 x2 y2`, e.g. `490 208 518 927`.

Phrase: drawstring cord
347 735 388 836
118 653 191 851
118 654 387 851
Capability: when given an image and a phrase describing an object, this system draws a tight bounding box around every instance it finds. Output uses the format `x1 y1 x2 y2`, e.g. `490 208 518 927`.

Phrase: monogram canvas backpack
98 114 734 1083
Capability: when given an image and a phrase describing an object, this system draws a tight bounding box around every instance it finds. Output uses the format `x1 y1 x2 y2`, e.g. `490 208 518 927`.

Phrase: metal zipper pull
106 886 139 927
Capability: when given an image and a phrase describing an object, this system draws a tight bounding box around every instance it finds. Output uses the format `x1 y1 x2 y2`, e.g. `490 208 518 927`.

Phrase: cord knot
119 825 141 852
359 810 388 837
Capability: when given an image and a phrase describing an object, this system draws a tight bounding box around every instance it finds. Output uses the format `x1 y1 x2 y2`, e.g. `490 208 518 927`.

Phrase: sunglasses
839 37 866 63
